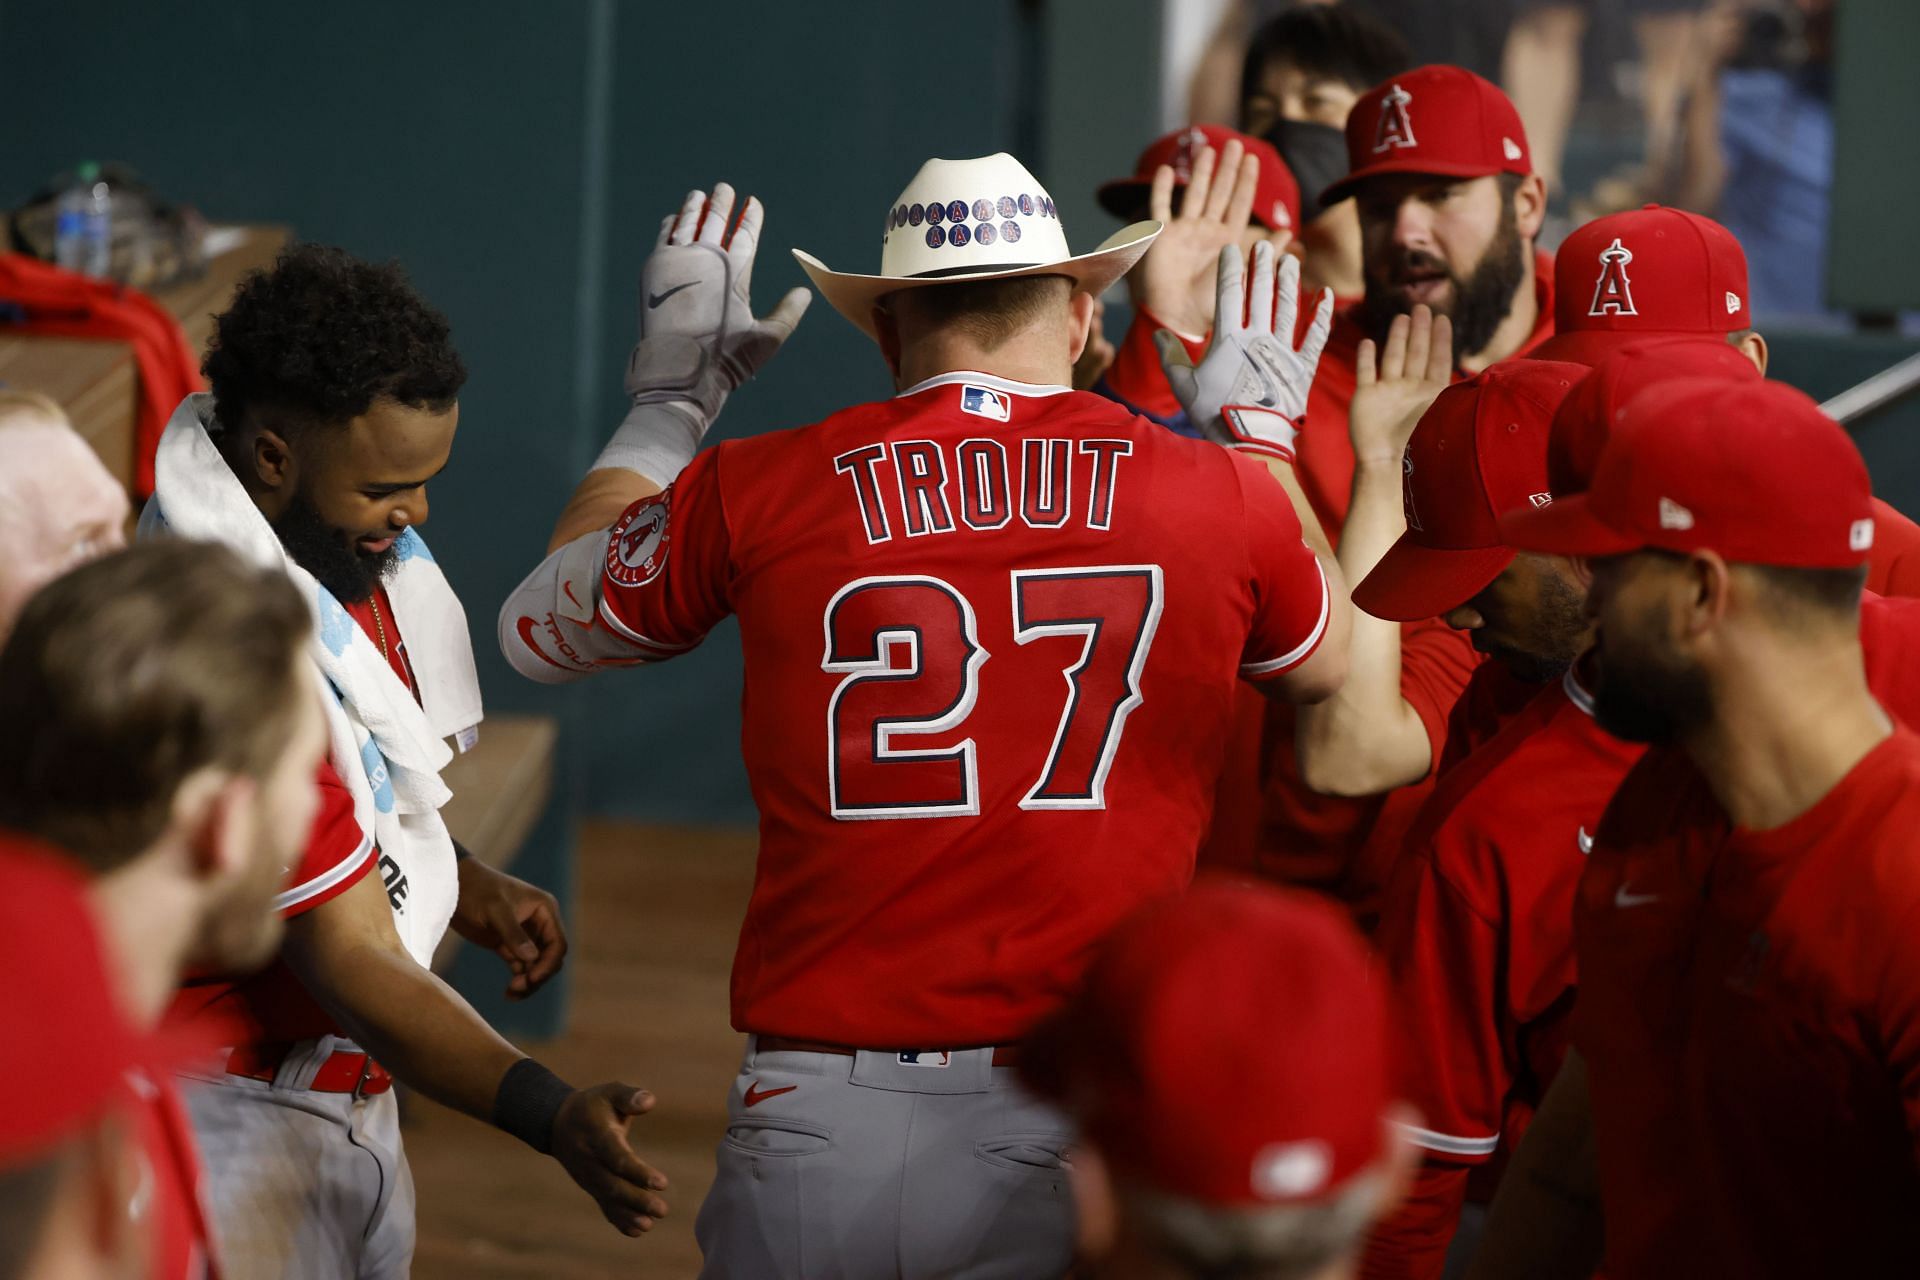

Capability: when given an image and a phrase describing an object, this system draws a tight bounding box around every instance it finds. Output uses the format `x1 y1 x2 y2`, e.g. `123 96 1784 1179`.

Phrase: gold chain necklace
368 594 390 663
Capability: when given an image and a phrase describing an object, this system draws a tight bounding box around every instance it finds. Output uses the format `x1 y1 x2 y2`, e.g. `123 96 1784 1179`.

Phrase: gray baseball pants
695 1037 1077 1279
181 1036 414 1280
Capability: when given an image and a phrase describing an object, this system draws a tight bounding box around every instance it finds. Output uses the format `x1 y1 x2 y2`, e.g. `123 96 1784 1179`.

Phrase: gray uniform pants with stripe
695 1038 1077 1278
181 1037 414 1280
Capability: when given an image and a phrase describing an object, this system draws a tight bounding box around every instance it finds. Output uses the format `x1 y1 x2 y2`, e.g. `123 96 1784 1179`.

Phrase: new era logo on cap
1252 1140 1333 1199
1727 291 1742 315
1851 518 1875 551
1502 137 1523 161
1659 497 1695 530
961 385 1011 421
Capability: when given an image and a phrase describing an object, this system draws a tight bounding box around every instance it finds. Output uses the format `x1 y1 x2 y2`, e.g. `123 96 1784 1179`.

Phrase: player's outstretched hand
551 1083 671 1237
449 860 568 1000
1135 139 1266 339
626 182 811 421
1351 305 1452 467
1156 240 1334 464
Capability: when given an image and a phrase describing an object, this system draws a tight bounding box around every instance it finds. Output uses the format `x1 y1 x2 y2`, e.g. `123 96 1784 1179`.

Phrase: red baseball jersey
1197 260 1551 915
596 371 1331 1046
1202 620 1480 931
1576 593 1920 1279
1361 665 1643 1279
167 756 375 1045
1434 657 1549 777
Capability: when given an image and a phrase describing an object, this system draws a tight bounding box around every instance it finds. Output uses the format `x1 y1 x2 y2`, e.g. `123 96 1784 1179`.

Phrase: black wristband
492 1058 574 1154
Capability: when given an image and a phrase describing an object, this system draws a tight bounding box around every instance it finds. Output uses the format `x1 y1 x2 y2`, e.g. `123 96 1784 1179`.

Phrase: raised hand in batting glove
1155 240 1334 466
593 182 811 485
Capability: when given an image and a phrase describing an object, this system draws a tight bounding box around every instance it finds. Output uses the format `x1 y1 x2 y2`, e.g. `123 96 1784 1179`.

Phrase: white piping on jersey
1397 1120 1501 1157
895 370 1073 400
1241 558 1331 676
272 831 375 913
1563 664 1597 719
597 596 700 654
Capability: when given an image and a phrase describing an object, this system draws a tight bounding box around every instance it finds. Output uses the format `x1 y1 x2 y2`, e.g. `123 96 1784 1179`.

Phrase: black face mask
1266 119 1349 220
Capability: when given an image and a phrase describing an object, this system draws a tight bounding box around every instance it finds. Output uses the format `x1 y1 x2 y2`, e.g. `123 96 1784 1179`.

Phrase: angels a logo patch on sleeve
606 491 673 587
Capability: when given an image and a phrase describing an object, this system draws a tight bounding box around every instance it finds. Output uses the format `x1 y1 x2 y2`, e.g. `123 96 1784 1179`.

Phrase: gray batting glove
1156 241 1334 465
593 183 811 484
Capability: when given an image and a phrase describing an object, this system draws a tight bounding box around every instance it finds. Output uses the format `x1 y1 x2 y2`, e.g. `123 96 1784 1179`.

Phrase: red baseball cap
0 835 193 1165
1321 65 1531 208
1548 337 1761 495
1353 360 1586 621
1502 377 1876 568
1021 876 1390 1208
1098 125 1301 233
1532 206 1752 365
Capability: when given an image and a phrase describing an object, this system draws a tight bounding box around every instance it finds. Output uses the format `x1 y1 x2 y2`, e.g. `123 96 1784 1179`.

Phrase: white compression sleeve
497 527 649 684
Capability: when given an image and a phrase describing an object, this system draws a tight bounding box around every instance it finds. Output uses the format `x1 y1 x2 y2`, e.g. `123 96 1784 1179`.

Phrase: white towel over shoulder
140 393 483 967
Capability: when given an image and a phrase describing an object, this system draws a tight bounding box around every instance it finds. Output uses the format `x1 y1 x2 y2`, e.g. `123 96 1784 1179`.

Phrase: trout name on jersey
833 435 1133 544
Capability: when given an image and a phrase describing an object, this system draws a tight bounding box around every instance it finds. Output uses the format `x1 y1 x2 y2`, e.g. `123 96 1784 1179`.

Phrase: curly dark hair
203 242 467 437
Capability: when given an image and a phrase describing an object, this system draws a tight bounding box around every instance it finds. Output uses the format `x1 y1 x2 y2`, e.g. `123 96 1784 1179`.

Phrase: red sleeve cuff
274 834 375 918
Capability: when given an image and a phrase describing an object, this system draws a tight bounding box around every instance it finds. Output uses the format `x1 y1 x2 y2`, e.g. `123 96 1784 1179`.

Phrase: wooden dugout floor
409 820 756 1278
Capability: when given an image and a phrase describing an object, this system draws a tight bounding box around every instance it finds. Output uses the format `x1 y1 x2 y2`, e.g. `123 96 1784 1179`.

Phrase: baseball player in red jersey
0 542 339 1280
1019 877 1411 1279
500 153 1348 1275
0 838 224 1280
1481 378 1920 1279
140 247 667 1274
1349 345 1763 1279
1174 66 1559 925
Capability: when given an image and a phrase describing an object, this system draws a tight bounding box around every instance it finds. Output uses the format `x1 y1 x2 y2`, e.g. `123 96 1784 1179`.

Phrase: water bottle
52 162 112 278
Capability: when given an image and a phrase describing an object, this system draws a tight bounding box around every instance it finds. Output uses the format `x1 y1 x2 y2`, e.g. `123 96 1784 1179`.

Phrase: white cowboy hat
793 152 1160 342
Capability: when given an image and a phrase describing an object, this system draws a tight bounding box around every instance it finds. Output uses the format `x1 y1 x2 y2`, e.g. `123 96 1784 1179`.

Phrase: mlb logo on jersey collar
961 385 1012 422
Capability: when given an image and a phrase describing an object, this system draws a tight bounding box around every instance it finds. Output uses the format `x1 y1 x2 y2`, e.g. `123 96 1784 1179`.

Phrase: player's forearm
1464 1051 1604 1280
1297 457 1432 795
305 937 528 1123
548 468 663 554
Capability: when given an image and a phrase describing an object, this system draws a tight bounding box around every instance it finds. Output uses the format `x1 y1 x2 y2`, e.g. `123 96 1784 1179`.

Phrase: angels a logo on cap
1373 83 1417 153
1401 451 1423 532
1173 126 1208 180
1589 238 1638 317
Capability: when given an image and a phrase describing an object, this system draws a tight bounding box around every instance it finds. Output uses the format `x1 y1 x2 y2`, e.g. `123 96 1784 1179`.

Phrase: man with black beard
1298 64 1554 538
1194 66 1553 932
140 245 671 1277
1342 345 1756 1279
1476 376 1920 1280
